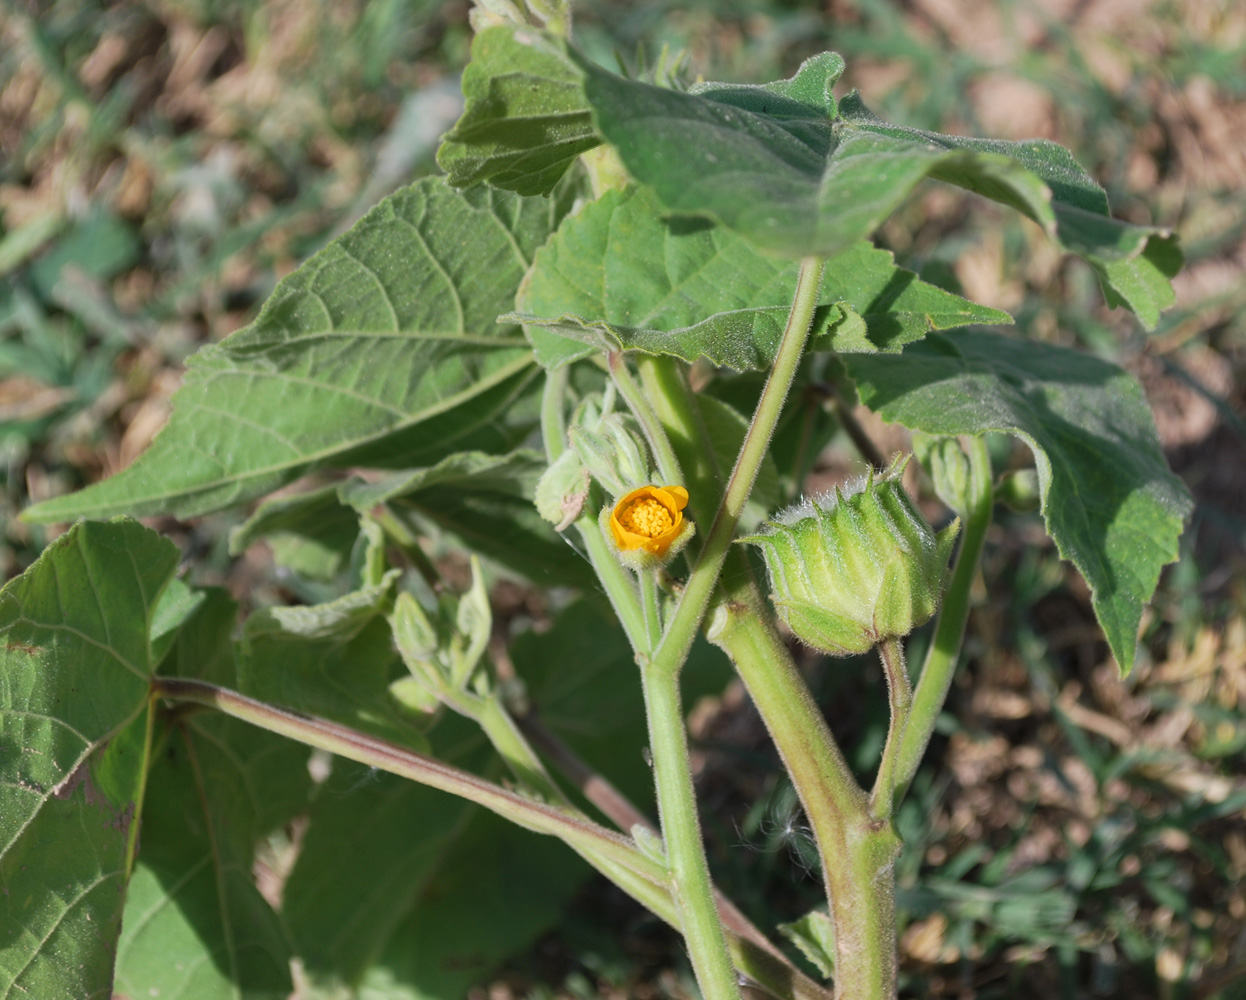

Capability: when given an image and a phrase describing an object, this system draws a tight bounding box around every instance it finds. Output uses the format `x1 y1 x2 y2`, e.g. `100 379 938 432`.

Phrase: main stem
638 332 894 999
708 600 899 1000
639 255 826 1000
463 690 832 1000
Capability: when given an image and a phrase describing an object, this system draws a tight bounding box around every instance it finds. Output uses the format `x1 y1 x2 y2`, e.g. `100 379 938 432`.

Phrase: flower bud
741 465 958 655
996 468 1040 512
601 484 695 571
912 432 973 516
571 412 650 497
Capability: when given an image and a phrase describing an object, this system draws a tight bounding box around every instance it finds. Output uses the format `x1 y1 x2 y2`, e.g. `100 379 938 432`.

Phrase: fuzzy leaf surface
514 186 1009 368
230 484 362 581
237 573 429 750
0 520 179 999
845 331 1192 673
338 448 545 511
576 54 1177 325
23 178 572 523
437 26 598 195
281 736 480 991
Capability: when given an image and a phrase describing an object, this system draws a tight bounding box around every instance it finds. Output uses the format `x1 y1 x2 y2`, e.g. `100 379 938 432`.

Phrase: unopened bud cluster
741 465 957 656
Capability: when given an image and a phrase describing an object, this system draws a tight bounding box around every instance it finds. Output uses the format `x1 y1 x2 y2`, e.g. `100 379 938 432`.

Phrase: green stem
639 569 663 651
709 604 899 1000
152 677 667 890
474 694 566 803
654 255 826 674
638 332 890 999
891 435 993 807
636 357 721 518
125 696 158 880
610 351 684 485
539 368 648 650
869 637 912 823
373 506 441 591
706 597 869 860
575 512 648 650
453 685 828 1000
519 713 798 967
639 658 742 1000
638 255 826 1000
542 366 570 463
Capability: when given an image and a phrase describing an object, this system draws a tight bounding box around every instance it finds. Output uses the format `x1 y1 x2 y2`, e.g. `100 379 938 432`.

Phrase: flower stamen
618 497 675 538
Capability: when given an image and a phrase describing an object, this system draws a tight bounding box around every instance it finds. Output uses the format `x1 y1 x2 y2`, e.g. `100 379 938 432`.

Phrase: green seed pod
741 464 959 656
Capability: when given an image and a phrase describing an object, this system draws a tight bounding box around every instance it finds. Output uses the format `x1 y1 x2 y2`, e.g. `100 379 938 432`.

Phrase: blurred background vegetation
1 0 1244 997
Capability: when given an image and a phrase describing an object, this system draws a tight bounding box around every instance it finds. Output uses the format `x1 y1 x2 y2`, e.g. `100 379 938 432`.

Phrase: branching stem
637 255 826 1000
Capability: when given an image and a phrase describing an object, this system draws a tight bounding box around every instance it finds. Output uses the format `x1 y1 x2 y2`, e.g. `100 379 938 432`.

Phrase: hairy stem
450 680 827 999
538 370 649 650
869 637 912 823
542 365 570 464
518 713 793 967
891 435 993 808
639 569 663 651
637 255 826 1000
709 605 899 1000
639 658 742 1000
575 512 648 651
152 677 666 889
610 351 684 486
654 256 826 676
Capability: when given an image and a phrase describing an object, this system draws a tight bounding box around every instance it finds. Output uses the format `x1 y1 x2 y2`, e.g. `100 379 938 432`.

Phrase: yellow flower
609 485 690 557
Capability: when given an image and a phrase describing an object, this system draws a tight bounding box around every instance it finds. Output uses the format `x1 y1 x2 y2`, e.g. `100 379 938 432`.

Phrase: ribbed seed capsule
740 465 958 656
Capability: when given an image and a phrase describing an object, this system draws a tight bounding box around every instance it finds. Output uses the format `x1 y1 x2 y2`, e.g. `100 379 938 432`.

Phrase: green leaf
574 53 1177 325
778 909 836 980
513 186 1008 369
0 519 179 999
844 331 1192 673
117 589 313 1000
23 177 577 524
238 572 430 750
386 486 600 590
836 97 1182 329
150 576 209 665
230 484 362 581
1050 203 1181 329
437 26 598 195
355 809 588 1000
338 448 545 511
281 757 478 990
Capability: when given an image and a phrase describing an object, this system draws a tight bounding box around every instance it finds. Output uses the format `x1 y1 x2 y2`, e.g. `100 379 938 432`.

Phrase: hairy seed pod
741 464 958 655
